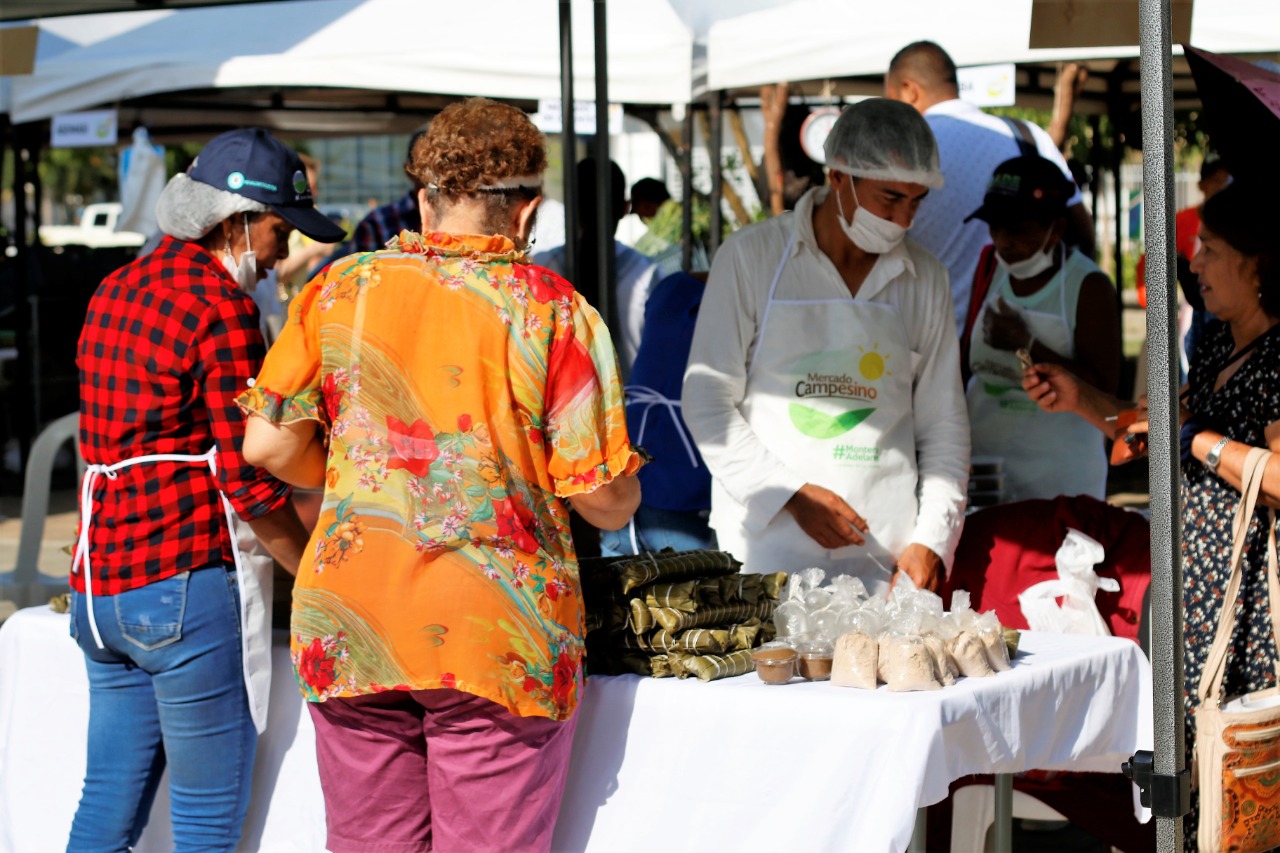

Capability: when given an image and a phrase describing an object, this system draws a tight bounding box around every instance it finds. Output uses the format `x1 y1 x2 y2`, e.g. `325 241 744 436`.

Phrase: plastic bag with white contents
1017 528 1120 636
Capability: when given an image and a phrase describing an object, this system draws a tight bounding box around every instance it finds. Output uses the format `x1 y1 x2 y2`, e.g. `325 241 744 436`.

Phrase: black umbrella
1183 44 1280 191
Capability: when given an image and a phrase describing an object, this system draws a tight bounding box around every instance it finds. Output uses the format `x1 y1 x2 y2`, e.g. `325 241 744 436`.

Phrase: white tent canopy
9 0 695 125
705 0 1280 93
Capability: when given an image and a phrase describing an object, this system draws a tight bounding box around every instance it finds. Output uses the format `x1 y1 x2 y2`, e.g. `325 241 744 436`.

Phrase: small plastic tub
752 643 798 685
797 642 834 681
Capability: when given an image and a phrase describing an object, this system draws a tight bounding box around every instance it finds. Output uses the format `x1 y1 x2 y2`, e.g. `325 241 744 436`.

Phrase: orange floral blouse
239 231 642 720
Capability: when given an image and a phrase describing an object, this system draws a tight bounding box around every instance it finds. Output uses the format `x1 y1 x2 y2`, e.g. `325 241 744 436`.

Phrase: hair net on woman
155 172 268 240
823 98 944 190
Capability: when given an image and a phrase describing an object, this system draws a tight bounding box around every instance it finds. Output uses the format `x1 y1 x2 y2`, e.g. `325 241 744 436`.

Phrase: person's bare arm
243 415 326 490
273 240 330 286
245 500 310 575
1188 420 1280 509
1065 202 1096 260
568 473 641 530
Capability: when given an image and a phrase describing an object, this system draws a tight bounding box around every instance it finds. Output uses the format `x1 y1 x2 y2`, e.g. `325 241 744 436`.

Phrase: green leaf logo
789 404 874 438
983 382 1013 397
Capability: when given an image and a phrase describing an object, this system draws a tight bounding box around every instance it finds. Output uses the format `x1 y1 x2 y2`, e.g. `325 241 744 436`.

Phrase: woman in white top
962 155 1122 502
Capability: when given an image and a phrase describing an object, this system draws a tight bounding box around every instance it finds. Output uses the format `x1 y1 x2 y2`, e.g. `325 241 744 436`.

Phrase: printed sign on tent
533 99 624 136
51 110 119 148
958 64 1017 108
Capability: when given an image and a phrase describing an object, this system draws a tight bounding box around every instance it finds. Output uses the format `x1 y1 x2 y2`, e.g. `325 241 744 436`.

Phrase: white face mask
222 214 258 290
996 232 1056 280
835 181 908 255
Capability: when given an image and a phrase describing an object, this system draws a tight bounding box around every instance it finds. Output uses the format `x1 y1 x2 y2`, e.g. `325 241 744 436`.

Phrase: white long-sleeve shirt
682 188 970 567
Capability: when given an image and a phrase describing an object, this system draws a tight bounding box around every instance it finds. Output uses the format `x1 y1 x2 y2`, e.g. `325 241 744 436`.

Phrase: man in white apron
683 99 970 595
67 129 339 851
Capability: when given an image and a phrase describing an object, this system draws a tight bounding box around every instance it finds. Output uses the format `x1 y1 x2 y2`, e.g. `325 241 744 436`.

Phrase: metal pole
680 106 693 273
10 123 37 465
592 0 615 344
708 92 724 263
1110 70 1125 294
559 0 577 286
992 773 1013 853
1137 0 1189 849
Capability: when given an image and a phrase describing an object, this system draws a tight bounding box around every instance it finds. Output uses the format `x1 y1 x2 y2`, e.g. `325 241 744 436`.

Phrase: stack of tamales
579 549 786 682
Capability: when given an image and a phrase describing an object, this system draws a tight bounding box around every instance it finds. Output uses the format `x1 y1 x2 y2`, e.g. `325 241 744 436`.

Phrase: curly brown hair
411 98 547 200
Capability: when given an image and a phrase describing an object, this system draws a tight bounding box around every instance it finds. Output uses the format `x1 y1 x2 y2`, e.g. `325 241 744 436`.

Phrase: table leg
907 807 927 853
992 773 1013 853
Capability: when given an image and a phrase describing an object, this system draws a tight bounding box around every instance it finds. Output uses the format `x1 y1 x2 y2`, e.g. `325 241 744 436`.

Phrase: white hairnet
823 98 944 190
154 172 269 240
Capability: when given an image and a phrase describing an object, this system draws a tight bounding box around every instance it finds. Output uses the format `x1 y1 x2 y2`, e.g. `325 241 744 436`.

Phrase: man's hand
893 543 943 593
783 483 868 550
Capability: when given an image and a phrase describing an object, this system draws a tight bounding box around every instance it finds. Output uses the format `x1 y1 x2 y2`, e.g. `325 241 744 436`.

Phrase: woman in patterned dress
1022 182 1280 849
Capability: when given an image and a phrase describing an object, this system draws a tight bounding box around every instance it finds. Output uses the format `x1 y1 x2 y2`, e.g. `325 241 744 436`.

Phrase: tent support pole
559 0 577 286
1131 0 1191 847
592 0 616 342
708 92 723 263
680 106 693 273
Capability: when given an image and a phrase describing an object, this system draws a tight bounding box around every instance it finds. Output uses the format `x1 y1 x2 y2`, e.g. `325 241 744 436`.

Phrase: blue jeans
600 505 716 557
67 565 256 853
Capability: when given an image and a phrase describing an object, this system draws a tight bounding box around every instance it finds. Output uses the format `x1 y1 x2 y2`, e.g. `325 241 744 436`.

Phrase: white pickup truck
39 202 146 249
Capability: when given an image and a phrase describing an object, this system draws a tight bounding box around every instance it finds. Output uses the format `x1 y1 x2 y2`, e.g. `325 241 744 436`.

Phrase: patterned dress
1179 321 1280 849
239 231 642 721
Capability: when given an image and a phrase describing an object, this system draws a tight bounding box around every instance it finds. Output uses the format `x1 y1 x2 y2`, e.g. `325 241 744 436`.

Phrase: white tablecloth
0 606 1152 853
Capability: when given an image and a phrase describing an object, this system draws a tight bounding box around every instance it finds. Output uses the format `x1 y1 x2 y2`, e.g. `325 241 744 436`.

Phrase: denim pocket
68 591 80 643
116 572 189 651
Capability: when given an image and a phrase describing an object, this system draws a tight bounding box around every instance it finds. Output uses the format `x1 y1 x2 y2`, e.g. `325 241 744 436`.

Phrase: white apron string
74 447 271 732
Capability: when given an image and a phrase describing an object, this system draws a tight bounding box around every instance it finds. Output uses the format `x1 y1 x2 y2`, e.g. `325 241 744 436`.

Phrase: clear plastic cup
797 641 834 681
752 642 798 685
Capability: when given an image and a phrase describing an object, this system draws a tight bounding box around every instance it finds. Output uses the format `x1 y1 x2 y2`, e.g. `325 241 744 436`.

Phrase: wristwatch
1205 436 1231 474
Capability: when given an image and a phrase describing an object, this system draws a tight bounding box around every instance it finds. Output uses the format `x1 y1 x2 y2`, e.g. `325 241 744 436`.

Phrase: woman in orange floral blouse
239 98 641 853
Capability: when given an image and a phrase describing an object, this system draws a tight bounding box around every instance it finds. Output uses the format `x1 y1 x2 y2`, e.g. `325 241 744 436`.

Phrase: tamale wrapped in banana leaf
644 581 699 613
759 572 789 601
628 598 655 634
648 600 776 633
718 573 763 604
616 549 742 594
728 617 762 651
668 649 755 682
650 628 730 654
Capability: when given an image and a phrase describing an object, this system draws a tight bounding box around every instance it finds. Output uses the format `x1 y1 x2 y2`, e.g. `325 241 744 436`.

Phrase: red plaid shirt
74 235 291 595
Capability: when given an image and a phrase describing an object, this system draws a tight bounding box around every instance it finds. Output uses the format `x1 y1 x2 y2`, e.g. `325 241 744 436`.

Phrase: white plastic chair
0 412 81 608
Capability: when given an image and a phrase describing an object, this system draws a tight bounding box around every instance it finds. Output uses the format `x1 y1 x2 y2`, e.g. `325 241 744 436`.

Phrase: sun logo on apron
857 344 891 381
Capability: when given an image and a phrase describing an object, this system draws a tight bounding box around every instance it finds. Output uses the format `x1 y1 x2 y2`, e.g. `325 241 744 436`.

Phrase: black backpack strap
1002 116 1038 158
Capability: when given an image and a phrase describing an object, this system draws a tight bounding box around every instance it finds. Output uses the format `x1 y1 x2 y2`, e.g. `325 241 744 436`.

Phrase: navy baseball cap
964 155 1075 225
189 128 345 243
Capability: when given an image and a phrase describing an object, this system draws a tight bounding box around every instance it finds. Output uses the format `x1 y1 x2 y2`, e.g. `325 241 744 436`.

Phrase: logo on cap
292 170 308 196
227 171 245 190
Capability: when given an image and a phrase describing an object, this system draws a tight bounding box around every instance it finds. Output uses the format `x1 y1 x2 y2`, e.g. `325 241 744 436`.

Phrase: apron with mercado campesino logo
711 224 918 595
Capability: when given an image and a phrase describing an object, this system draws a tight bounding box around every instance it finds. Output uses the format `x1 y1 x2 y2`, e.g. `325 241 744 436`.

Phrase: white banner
51 110 119 148
533 99 624 136
958 64 1017 108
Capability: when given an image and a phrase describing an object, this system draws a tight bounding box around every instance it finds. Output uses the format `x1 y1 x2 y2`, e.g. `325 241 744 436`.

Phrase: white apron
72 448 275 733
966 249 1107 502
712 226 919 594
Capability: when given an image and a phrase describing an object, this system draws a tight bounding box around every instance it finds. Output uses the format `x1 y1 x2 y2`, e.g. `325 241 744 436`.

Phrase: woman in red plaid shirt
67 129 342 852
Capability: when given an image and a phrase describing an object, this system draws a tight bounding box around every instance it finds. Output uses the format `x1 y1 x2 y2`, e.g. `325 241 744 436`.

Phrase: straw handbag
1196 447 1280 853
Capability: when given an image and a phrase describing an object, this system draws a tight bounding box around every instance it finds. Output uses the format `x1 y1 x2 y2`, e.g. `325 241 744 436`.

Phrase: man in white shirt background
682 98 969 594
534 159 657 376
885 40 1095 334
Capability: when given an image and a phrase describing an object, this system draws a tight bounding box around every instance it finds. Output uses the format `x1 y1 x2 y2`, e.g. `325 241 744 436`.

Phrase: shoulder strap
1002 117 1038 158
960 244 1000 386
1198 447 1278 704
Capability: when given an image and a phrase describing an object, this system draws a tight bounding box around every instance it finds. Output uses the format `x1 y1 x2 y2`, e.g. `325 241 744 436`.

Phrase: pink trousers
308 688 579 853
